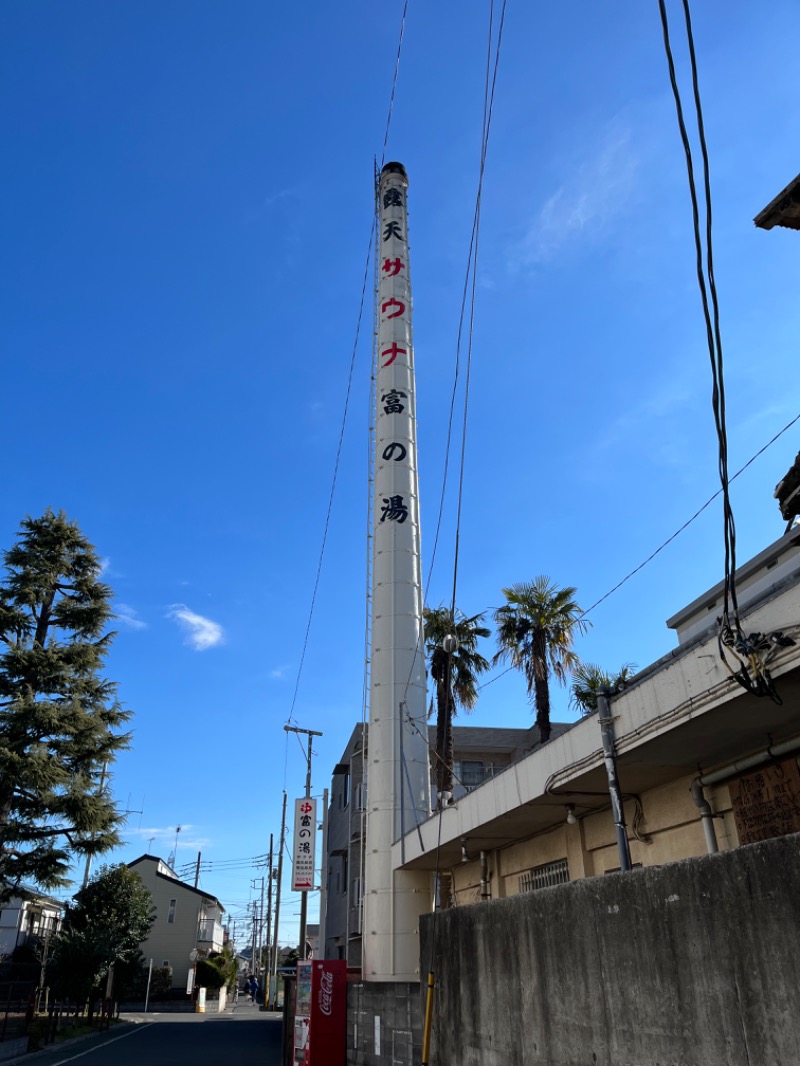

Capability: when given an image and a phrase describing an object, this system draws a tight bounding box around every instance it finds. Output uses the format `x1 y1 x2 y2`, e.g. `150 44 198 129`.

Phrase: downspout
480 852 491 901
691 734 800 854
690 779 718 854
596 690 632 872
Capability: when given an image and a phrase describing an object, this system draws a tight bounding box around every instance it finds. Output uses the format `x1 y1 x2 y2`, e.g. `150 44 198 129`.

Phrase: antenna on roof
167 825 182 869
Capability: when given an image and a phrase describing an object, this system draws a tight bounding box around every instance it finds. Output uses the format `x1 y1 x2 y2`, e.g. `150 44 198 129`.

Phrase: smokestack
362 162 432 981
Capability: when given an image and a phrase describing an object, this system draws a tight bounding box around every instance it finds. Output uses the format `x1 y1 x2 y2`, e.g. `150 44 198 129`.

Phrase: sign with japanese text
291 797 317 892
376 163 415 540
729 757 800 845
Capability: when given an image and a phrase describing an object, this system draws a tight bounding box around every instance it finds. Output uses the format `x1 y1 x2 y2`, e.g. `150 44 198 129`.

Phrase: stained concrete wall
420 834 800 1066
347 981 422 1066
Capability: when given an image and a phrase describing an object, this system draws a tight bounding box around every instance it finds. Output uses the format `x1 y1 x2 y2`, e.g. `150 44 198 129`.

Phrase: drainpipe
691 735 800 854
690 779 719 854
480 852 491 901
597 690 632 872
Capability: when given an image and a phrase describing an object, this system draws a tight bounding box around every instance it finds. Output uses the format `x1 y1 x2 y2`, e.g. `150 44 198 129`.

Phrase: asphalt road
6 1003 282 1066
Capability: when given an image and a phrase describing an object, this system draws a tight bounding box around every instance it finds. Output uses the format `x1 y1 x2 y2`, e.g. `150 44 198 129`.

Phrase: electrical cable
477 412 800 691
655 0 790 700
285 0 410 727
401 0 507 719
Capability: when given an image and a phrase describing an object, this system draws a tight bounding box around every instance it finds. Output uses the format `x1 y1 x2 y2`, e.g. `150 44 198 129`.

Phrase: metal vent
518 858 569 893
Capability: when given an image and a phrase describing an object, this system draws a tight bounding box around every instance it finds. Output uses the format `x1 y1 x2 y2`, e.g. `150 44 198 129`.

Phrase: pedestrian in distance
250 975 259 1004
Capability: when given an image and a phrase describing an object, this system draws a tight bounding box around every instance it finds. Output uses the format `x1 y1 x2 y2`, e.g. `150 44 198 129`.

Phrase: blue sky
2 1 799 944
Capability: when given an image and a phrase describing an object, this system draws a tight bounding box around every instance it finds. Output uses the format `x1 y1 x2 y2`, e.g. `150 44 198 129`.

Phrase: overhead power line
478 412 800 690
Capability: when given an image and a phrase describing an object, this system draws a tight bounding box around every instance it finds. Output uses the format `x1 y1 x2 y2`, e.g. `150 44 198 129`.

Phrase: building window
341 771 350 808
342 855 348 892
162 960 170 968
458 761 486 789
167 899 177 924
352 878 362 906
518 859 570 893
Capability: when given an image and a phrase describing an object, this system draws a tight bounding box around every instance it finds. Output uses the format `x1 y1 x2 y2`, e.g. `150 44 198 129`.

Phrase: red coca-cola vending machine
293 960 346 1066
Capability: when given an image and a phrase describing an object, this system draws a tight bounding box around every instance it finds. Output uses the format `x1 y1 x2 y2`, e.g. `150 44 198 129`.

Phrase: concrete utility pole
284 724 323 960
265 834 274 979
597 690 632 872
194 851 202 889
250 901 258 979
269 791 287 1007
317 788 329 957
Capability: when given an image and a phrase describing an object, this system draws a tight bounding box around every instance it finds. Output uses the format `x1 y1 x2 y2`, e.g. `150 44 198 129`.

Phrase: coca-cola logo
318 969 334 1016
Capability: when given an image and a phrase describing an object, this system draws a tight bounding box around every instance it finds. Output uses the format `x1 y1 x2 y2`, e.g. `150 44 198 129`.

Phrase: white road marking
45 1023 153 1065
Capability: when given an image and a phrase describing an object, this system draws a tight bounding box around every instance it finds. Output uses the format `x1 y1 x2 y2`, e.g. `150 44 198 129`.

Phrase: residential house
127 855 225 991
0 889 63 960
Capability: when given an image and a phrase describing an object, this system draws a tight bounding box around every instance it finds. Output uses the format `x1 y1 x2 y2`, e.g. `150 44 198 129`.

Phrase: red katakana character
381 343 406 367
381 297 405 319
382 257 405 277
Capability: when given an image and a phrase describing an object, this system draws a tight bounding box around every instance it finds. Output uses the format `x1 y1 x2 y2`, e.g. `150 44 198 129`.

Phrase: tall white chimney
363 162 432 981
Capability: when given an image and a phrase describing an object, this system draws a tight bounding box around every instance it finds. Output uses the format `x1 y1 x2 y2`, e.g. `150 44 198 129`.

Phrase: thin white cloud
270 665 289 680
513 122 638 267
128 824 211 852
167 604 225 651
115 603 147 630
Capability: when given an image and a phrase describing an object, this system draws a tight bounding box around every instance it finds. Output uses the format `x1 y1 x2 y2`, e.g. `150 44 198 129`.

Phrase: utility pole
597 689 632 872
269 791 287 1008
194 851 202 889
318 788 329 957
251 901 258 981
265 834 274 983
284 725 323 960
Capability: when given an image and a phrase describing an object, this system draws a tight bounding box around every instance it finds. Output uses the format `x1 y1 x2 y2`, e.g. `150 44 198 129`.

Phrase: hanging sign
291 797 317 892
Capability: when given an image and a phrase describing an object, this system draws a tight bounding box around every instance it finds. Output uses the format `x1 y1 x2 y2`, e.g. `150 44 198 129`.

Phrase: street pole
283 725 322 960
597 689 632 872
318 788 329 958
251 901 258 985
266 834 274 981
259 876 266 979
270 790 287 1008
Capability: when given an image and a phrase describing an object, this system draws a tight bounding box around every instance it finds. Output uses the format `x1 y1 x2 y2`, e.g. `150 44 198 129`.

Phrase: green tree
49 864 154 1005
198 946 238 991
0 510 131 903
494 577 589 744
424 607 490 800
196 956 226 991
569 662 637 715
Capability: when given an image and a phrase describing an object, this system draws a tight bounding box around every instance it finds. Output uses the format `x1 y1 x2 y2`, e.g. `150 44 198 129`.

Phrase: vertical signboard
291 797 317 892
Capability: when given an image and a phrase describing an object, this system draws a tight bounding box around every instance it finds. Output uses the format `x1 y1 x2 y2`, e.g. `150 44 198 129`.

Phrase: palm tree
423 606 490 802
570 662 637 715
493 577 589 743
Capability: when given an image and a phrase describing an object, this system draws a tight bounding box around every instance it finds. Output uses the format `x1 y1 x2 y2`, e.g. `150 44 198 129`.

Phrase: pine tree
0 510 131 904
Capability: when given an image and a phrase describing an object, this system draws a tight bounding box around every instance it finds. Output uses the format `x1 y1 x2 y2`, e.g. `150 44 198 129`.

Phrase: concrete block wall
347 981 423 1066
420 833 800 1066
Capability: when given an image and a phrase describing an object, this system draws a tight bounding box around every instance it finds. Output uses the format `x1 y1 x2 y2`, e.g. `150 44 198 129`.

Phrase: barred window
518 859 569 893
